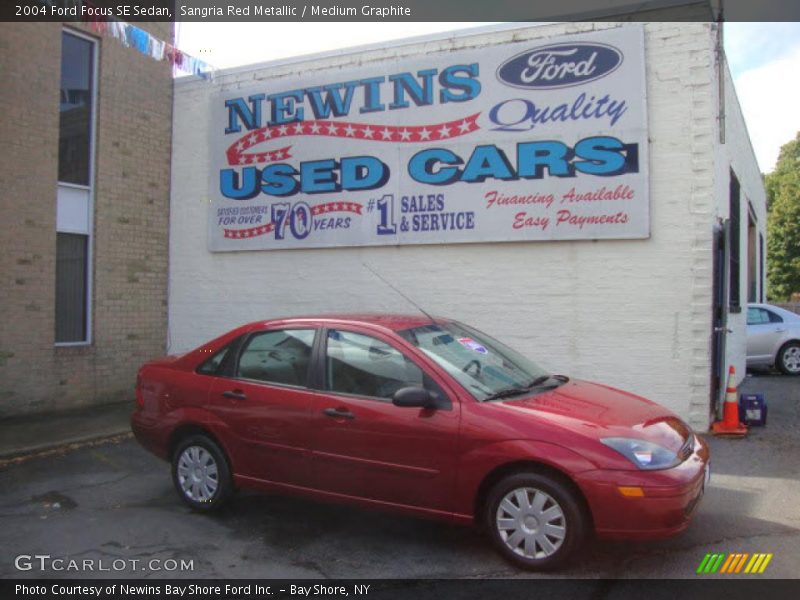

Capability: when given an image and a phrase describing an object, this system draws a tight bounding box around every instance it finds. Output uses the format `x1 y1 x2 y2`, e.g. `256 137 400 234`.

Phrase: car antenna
362 262 437 325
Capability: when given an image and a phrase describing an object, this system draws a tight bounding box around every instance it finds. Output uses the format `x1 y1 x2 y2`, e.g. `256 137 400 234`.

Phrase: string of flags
74 9 215 79
46 0 214 79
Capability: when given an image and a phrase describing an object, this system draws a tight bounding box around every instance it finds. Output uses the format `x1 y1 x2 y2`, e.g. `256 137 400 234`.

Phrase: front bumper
575 434 710 539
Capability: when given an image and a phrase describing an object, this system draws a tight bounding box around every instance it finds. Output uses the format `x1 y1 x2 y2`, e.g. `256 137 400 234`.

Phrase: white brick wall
168 22 760 429
712 34 769 399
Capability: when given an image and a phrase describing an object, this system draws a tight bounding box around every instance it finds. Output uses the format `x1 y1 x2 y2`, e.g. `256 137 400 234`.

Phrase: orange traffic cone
711 365 748 436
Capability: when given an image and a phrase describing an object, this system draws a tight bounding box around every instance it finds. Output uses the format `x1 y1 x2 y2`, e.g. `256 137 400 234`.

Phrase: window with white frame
55 30 95 344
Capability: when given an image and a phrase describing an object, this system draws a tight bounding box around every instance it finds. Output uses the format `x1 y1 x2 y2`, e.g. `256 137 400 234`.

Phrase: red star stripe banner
223 223 274 239
312 201 363 215
226 113 481 166
223 201 363 239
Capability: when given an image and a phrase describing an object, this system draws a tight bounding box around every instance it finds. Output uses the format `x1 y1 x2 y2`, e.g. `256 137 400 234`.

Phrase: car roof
748 303 800 320
248 313 449 332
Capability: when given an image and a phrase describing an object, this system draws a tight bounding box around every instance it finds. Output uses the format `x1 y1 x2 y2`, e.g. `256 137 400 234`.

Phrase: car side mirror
392 386 438 409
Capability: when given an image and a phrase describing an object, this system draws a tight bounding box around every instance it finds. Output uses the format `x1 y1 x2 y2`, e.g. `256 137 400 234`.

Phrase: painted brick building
169 21 766 430
0 21 172 416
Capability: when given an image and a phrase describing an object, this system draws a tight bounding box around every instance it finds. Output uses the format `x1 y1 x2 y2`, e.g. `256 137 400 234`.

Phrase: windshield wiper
525 375 552 387
483 375 560 401
483 387 536 401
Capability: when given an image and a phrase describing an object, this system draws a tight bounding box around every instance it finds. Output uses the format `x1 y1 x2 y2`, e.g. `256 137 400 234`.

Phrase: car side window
747 308 770 325
325 329 443 401
766 310 784 324
197 345 231 375
236 329 315 387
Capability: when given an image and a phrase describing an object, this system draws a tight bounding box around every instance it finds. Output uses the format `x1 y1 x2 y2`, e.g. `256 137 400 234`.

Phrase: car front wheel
485 472 586 570
777 341 800 375
171 434 233 511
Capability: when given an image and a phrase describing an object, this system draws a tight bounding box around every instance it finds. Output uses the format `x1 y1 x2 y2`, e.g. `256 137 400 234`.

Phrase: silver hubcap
177 446 219 502
782 346 800 373
496 487 566 559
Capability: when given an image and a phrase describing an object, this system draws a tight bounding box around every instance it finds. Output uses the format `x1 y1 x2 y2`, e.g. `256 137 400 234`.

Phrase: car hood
493 379 692 453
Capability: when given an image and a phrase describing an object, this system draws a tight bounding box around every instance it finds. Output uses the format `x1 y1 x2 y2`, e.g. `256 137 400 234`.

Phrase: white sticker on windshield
458 337 488 354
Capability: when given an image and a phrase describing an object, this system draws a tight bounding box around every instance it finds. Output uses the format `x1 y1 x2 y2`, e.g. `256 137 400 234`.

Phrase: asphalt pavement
0 373 797 580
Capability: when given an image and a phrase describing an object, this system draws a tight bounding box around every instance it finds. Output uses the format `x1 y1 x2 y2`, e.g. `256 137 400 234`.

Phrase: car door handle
323 407 355 420
775 327 787 333
222 390 247 401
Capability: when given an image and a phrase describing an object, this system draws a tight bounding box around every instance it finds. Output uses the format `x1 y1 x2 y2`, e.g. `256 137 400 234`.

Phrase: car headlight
600 437 681 470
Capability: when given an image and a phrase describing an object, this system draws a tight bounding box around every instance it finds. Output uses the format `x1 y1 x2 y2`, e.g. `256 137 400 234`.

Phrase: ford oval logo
497 42 623 89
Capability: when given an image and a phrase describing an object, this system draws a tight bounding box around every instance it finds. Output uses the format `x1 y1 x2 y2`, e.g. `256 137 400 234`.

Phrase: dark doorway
710 221 730 421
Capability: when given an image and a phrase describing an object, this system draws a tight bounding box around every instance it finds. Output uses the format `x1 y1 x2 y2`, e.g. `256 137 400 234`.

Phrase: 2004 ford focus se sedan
131 314 709 570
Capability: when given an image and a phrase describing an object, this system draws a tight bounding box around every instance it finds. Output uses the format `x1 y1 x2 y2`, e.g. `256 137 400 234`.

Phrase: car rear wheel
485 472 586 570
171 434 232 511
777 341 800 375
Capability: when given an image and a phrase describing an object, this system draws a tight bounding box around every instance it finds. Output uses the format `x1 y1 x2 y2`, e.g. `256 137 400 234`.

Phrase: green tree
766 132 800 301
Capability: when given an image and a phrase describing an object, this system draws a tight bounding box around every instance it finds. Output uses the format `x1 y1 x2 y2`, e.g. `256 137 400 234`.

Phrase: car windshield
397 321 553 401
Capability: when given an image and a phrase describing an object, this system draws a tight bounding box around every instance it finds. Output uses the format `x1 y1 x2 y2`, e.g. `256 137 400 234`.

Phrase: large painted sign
208 26 648 251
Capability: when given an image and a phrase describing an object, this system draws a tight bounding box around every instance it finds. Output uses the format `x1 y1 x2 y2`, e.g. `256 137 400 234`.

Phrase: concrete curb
0 399 134 462
0 428 132 461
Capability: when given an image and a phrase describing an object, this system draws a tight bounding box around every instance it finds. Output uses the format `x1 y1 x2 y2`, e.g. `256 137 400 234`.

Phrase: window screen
55 232 88 343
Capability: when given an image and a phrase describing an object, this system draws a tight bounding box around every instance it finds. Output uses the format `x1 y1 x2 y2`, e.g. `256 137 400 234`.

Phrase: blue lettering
306 81 360 119
261 164 299 197
224 95 264 133
489 98 535 132
406 137 632 186
340 156 389 190
408 149 463 185
517 141 572 178
461 145 516 183
439 64 481 103
489 94 628 132
359 77 386 114
220 167 260 199
388 70 437 110
574 137 628 175
299 159 340 194
267 90 304 125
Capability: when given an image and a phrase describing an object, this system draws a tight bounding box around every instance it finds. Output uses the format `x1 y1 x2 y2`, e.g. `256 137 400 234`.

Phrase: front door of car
309 328 460 512
207 328 318 487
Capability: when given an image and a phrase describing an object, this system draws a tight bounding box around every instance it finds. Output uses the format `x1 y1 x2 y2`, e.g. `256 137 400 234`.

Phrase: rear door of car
206 327 319 487
747 307 783 363
308 326 461 512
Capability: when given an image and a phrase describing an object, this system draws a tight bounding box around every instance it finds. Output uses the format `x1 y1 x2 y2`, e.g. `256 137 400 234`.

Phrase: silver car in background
747 303 800 375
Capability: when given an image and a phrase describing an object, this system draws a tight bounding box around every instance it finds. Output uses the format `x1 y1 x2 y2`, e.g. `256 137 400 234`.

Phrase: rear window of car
747 308 783 325
197 345 231 375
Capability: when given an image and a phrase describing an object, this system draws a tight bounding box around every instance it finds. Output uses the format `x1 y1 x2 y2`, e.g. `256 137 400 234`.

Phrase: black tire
777 341 800 376
171 434 233 512
484 472 586 571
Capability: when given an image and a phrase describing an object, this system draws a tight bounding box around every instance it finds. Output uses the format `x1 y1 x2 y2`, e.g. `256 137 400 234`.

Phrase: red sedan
131 314 709 570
